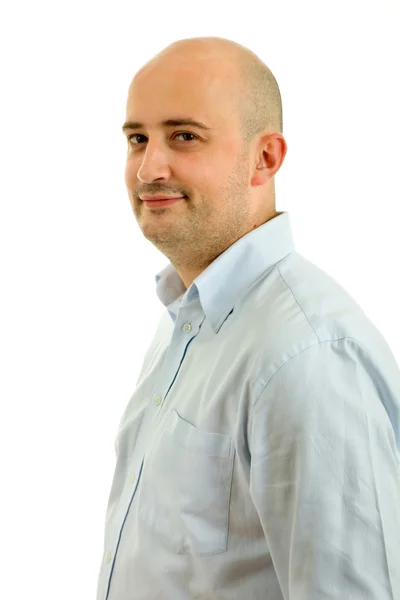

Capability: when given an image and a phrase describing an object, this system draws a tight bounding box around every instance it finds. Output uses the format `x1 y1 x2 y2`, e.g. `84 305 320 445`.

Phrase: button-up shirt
97 211 400 599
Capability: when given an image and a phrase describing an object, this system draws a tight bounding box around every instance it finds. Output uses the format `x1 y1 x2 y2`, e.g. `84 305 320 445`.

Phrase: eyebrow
122 118 213 133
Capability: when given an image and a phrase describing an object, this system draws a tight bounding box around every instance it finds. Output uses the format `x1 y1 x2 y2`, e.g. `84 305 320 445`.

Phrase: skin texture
123 38 287 290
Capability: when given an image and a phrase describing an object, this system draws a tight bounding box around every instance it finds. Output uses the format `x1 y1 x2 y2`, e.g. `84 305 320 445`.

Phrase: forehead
126 58 240 130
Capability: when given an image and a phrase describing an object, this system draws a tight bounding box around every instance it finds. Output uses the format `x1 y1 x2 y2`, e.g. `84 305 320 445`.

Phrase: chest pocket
143 409 235 556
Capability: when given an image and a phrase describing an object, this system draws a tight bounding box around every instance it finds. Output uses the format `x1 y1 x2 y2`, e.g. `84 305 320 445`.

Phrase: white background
0 1 399 598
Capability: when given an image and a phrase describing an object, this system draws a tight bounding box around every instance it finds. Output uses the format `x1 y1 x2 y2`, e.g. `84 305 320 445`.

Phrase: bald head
133 36 283 147
124 36 287 289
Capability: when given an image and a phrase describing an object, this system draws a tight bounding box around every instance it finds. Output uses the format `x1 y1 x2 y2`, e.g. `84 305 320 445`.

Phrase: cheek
188 159 219 190
125 161 136 187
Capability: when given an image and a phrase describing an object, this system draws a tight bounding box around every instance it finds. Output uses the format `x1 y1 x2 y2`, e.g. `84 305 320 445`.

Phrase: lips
142 196 185 208
141 195 184 201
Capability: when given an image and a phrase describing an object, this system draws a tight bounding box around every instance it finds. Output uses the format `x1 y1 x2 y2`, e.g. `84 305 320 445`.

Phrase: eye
174 132 197 142
127 133 146 144
127 132 198 144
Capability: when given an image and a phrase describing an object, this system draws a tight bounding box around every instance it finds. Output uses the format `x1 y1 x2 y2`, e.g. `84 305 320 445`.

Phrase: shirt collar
155 211 295 334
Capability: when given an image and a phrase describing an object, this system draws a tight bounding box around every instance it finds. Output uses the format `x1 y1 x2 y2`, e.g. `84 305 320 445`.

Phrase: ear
251 134 287 187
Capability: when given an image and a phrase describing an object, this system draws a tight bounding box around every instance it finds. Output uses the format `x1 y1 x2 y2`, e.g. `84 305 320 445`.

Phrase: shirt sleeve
249 337 400 600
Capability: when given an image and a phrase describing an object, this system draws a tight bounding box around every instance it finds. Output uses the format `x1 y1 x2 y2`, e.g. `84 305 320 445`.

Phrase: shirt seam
276 262 320 341
249 336 364 438
366 411 396 599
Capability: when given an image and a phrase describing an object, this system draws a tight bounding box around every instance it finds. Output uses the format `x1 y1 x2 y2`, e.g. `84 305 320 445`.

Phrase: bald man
97 37 400 600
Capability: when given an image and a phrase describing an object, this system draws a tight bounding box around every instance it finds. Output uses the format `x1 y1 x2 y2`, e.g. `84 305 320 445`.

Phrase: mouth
143 196 186 208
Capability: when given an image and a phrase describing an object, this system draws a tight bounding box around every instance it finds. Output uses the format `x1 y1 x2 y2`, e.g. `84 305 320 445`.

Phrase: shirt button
183 323 192 333
155 396 162 406
130 473 136 484
105 552 112 563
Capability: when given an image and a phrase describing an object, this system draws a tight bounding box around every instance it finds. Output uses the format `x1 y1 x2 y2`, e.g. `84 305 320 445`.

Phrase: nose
137 144 172 183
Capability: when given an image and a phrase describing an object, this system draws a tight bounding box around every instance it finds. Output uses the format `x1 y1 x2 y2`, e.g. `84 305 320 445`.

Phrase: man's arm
249 338 400 599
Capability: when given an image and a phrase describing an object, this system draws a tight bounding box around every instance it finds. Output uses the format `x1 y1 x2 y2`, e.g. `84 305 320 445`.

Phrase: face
123 52 271 286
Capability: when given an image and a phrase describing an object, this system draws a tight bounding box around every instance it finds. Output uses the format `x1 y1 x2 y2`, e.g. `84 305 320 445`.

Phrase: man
97 36 400 599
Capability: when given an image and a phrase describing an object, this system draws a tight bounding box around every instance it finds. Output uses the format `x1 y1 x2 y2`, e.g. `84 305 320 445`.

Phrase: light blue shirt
97 211 400 599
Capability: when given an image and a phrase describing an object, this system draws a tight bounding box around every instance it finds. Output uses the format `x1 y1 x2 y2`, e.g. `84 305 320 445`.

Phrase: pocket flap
168 409 234 459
